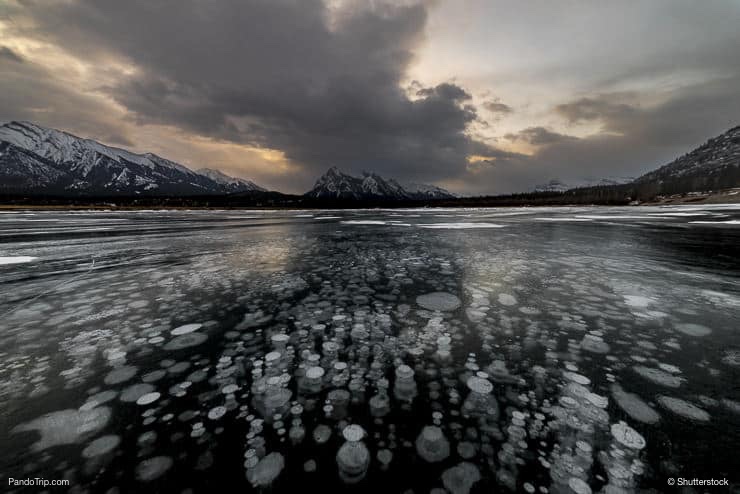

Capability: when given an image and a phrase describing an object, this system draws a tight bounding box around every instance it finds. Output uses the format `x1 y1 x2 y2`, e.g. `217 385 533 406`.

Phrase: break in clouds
1 0 740 193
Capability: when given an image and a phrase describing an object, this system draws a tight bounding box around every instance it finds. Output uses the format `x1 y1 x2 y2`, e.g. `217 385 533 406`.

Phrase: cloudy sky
1 0 739 194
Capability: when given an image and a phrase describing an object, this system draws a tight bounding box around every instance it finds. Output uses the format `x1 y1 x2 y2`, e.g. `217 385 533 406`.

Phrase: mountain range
1 120 738 202
305 167 455 200
534 177 635 193
0 121 266 196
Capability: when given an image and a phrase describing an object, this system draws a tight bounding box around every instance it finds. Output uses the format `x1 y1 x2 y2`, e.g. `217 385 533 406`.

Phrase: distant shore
1 187 738 211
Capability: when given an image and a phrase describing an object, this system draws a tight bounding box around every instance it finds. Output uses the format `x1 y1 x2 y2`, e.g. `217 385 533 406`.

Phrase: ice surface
0 206 737 491
417 222 505 229
0 256 38 265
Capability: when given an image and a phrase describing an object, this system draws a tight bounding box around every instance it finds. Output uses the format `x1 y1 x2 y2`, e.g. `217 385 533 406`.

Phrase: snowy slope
0 121 266 195
305 167 455 200
635 126 740 185
196 168 266 193
534 177 635 193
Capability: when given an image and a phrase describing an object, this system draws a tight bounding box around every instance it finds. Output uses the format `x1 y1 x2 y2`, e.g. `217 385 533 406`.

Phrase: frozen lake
1 205 739 493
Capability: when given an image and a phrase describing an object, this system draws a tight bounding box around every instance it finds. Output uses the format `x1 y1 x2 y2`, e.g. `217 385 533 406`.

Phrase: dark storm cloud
0 48 134 147
6 0 495 188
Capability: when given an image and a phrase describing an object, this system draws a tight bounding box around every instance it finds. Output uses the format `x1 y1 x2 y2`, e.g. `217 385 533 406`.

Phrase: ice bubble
337 440 370 483
498 294 517 306
721 350 740 367
674 323 712 337
136 392 161 406
377 449 393 469
12 407 112 452
563 371 590 386
208 406 227 420
343 424 365 442
80 390 118 411
415 425 451 463
585 393 608 409
247 452 285 488
222 384 240 394
304 459 317 472
441 462 481 494
416 292 462 311
313 424 332 444
722 399 740 415
633 366 683 388
104 366 138 385
163 333 208 351
568 477 592 494
171 323 202 336
142 370 167 383
136 456 173 482
610 421 646 450
81 434 121 458
657 396 710 422
466 376 493 394
120 384 156 403
580 335 610 354
306 366 325 379
611 384 660 424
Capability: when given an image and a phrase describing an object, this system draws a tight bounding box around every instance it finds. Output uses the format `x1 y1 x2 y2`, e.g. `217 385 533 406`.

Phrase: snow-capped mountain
196 168 265 193
532 125 740 198
634 125 740 191
401 182 458 199
305 167 455 200
534 177 635 193
0 121 266 195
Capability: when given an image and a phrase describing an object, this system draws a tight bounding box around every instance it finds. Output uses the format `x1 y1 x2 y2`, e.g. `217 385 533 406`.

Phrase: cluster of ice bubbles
3 228 737 493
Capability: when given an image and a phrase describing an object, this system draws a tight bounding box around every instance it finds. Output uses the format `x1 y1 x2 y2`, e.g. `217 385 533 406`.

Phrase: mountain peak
0 121 266 196
306 168 455 200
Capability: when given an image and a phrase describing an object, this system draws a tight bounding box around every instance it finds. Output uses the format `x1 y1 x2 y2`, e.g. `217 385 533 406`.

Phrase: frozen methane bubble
568 477 592 494
313 424 332 444
610 421 646 450
247 452 285 488
657 396 711 422
416 292 462 311
163 333 208 351
120 384 156 403
441 462 481 494
81 435 121 458
12 407 112 452
342 424 365 442
415 426 451 463
466 376 493 394
674 323 712 337
136 392 161 406
208 406 227 420
497 294 517 306
306 366 325 379
171 323 202 336
104 366 138 385
633 366 683 388
337 437 370 484
611 384 660 424
136 456 174 482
